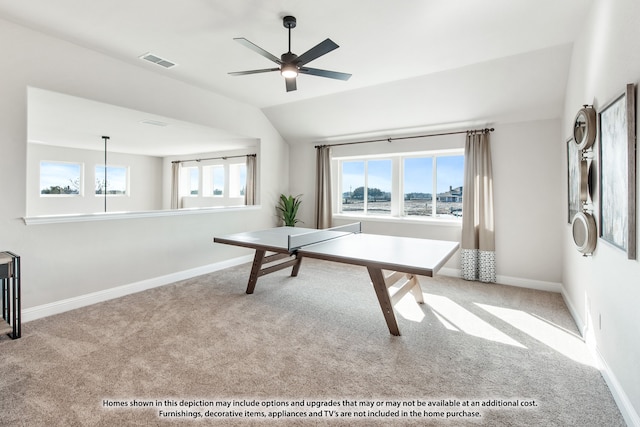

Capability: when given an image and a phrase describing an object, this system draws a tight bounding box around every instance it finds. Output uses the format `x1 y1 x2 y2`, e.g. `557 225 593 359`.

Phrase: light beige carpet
0 258 625 426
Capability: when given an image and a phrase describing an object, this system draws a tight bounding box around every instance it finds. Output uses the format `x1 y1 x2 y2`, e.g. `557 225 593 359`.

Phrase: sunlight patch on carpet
424 294 525 348
476 303 594 366
392 292 426 322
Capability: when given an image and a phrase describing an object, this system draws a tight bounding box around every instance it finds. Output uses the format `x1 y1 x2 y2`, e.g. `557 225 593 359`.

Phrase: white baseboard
22 255 253 323
439 268 562 293
561 287 640 427
496 274 562 293
24 262 560 323
21 260 637 426
591 345 640 427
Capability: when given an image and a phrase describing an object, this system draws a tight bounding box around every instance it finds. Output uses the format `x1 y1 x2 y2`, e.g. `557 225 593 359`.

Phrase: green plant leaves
277 194 302 226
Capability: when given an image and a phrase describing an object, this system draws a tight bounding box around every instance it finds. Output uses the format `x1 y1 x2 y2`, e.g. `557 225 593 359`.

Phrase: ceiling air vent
140 119 169 127
139 52 177 69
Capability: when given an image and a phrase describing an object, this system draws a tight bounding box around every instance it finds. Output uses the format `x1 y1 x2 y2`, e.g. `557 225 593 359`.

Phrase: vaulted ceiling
1 0 592 146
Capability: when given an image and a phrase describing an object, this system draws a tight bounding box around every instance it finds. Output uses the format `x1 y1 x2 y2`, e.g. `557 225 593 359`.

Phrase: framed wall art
567 137 581 223
598 83 636 259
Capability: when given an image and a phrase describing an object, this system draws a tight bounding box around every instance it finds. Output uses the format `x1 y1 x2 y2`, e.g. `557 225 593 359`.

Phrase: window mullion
392 156 401 217
432 157 437 217
363 160 368 214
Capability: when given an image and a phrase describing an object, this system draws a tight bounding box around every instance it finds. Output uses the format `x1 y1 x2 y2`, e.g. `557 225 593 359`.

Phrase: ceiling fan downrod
283 15 296 54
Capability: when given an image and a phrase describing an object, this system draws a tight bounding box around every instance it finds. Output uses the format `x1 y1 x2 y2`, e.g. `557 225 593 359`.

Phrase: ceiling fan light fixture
229 15 350 92
281 64 298 78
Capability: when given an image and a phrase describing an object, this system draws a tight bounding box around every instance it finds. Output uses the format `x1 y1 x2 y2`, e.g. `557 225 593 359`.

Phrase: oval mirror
572 211 597 255
573 106 596 150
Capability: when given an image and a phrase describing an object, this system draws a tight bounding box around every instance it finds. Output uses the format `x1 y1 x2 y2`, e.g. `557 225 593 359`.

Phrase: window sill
333 213 462 227
23 205 261 225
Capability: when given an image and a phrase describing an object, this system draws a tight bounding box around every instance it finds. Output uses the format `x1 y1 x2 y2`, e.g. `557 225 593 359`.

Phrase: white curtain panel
170 162 181 210
245 154 257 206
315 146 333 229
461 131 496 283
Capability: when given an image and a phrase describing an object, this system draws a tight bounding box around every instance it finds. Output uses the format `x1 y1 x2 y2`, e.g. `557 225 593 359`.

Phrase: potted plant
277 194 302 226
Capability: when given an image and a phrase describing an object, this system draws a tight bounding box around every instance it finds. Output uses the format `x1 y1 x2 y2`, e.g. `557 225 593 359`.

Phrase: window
341 159 392 215
341 161 365 214
95 165 128 195
435 155 464 218
203 165 225 197
40 161 82 196
181 166 199 196
338 150 464 220
177 161 251 209
403 157 433 216
229 163 246 197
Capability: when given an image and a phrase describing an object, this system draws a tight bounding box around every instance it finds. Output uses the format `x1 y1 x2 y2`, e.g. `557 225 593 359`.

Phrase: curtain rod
314 127 494 149
171 153 256 164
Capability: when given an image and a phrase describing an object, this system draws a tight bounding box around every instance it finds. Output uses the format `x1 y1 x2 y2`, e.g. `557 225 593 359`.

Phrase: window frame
335 148 464 223
180 165 200 197
340 158 393 216
94 164 130 197
228 162 247 198
202 164 225 197
39 160 84 197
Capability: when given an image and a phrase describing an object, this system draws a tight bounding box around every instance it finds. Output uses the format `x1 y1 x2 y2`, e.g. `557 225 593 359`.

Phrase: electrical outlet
599 313 602 330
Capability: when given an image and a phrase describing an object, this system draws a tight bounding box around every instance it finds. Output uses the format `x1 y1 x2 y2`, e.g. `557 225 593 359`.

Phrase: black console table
0 251 21 339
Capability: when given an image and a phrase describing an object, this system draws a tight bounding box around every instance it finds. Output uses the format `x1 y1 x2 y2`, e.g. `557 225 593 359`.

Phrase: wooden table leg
291 254 302 277
367 266 401 336
246 250 302 294
246 249 266 294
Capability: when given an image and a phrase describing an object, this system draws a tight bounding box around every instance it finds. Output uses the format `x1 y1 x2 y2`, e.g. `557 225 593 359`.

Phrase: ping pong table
213 223 459 335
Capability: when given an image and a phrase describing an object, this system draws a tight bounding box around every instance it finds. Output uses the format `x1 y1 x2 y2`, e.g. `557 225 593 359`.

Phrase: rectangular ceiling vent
139 52 177 69
140 119 169 127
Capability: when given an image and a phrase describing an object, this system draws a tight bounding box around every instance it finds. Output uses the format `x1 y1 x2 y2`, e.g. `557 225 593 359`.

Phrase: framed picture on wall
566 137 581 223
598 83 636 259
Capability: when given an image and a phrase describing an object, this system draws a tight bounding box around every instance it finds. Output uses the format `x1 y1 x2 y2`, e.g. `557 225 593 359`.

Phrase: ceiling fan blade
285 77 297 92
299 67 352 81
228 68 279 76
233 38 282 65
296 38 339 66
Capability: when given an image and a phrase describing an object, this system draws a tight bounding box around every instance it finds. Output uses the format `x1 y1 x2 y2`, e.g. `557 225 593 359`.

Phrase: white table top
215 227 459 277
214 226 319 253
298 233 459 277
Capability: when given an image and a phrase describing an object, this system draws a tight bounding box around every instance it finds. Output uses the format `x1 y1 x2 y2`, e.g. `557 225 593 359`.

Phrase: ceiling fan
228 16 351 92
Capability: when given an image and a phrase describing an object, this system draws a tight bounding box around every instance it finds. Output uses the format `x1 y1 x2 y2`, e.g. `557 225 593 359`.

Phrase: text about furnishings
102 397 539 421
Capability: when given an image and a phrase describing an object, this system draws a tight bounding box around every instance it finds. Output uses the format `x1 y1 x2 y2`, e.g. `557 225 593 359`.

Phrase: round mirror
573 106 596 150
572 212 597 255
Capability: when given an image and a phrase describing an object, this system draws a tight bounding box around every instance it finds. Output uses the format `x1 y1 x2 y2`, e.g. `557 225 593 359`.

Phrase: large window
40 161 82 196
179 161 249 209
338 150 464 220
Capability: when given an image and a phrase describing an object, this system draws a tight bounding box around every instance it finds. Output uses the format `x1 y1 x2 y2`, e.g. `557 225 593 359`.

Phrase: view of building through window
340 152 464 219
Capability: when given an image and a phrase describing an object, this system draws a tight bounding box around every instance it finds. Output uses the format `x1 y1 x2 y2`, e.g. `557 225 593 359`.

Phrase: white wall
562 0 640 423
0 17 289 309
288 118 564 287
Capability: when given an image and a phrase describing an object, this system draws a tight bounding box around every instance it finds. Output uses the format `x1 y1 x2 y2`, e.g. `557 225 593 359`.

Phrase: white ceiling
28 87 257 156
1 0 592 148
